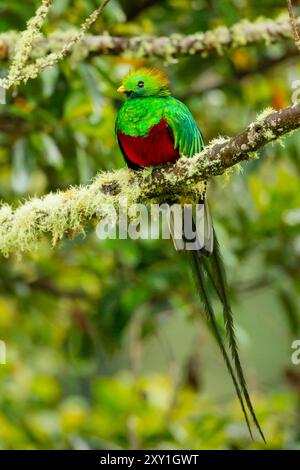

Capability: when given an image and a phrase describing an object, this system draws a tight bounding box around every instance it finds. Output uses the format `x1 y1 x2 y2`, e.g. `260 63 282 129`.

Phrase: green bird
115 68 265 442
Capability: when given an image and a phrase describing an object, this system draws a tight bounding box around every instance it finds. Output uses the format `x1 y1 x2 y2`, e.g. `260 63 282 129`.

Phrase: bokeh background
0 0 300 450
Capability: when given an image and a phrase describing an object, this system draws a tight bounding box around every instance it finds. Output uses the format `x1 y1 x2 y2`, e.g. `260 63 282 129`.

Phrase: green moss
255 107 275 123
0 0 110 90
0 15 293 72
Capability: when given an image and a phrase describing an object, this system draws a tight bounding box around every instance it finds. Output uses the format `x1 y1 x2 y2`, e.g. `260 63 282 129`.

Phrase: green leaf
278 289 300 335
11 138 32 193
40 66 60 98
78 63 104 122
76 147 92 184
40 134 63 169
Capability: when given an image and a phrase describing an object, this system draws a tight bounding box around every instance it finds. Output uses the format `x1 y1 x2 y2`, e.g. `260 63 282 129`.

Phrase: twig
287 0 300 52
0 0 53 89
0 0 111 90
0 15 299 64
29 278 90 300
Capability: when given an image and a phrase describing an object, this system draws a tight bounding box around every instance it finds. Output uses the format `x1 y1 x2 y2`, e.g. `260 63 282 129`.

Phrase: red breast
117 118 180 168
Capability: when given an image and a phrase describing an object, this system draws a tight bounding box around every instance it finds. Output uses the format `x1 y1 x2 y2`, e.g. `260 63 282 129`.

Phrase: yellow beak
117 85 126 93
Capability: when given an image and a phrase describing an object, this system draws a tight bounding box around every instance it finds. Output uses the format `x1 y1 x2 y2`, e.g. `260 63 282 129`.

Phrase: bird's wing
164 97 204 158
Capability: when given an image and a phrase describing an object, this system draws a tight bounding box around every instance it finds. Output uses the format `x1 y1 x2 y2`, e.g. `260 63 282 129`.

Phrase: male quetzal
115 68 265 441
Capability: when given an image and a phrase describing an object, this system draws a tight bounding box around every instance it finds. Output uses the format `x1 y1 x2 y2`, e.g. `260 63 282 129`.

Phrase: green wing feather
164 97 204 158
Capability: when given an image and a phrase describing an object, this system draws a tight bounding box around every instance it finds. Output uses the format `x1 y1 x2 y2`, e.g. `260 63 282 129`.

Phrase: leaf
41 134 63 169
11 138 32 193
41 66 60 98
76 147 92 184
51 0 71 16
78 63 104 121
278 289 300 335
103 0 126 24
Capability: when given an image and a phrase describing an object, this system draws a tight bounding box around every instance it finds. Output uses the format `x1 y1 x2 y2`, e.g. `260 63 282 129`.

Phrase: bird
115 67 265 442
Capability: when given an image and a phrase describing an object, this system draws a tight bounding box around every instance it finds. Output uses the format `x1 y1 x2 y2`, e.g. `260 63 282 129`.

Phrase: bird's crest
125 68 169 88
119 67 170 98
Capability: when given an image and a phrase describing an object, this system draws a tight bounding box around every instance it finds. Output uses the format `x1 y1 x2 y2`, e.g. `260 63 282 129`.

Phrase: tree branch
287 0 300 52
0 0 111 89
0 15 299 63
29 278 90 300
0 103 299 256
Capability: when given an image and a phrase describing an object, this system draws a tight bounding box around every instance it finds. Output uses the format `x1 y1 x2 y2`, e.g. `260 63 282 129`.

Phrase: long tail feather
203 230 266 443
190 251 254 439
168 197 265 441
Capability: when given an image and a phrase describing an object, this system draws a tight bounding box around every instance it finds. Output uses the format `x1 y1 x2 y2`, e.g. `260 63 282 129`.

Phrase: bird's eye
137 81 144 88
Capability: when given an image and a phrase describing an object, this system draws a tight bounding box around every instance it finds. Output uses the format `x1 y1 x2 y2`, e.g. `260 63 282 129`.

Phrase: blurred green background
0 0 300 450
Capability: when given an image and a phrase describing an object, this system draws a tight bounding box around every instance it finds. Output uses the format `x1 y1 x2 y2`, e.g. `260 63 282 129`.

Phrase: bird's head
117 68 170 98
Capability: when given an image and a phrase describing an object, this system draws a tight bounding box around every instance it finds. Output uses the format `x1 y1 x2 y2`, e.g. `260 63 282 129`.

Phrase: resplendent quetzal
115 68 265 442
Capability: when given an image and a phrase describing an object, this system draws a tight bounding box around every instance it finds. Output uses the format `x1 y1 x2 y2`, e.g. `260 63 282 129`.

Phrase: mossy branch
0 15 298 65
0 103 300 257
287 0 300 52
0 0 111 90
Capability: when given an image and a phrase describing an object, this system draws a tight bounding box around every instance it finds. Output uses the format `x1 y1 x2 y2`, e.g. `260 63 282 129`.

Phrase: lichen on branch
0 0 111 90
0 15 298 66
0 103 299 257
0 0 53 90
287 0 300 53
